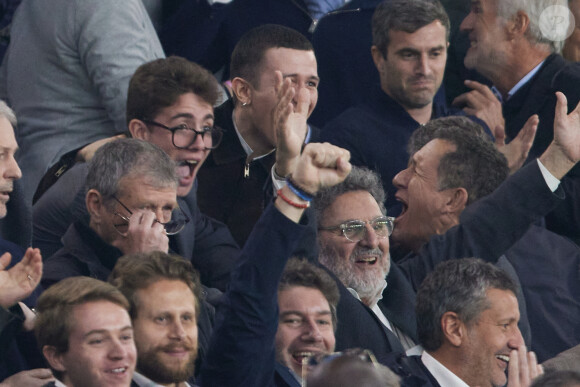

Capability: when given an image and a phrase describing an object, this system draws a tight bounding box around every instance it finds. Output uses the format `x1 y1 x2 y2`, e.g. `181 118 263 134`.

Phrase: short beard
318 244 390 306
136 346 196 385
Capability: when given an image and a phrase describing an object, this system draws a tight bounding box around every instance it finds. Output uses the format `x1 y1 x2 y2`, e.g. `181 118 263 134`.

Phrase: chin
177 183 194 197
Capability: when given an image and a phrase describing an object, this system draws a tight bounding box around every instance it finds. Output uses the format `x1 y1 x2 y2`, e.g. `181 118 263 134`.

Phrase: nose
108 338 130 360
416 53 432 76
5 154 21 181
359 223 379 248
301 319 323 342
459 11 473 32
169 320 187 340
508 327 525 349
189 128 207 150
392 167 410 189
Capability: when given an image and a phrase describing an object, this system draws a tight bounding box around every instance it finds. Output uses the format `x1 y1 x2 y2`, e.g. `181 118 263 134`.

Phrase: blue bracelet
286 175 314 201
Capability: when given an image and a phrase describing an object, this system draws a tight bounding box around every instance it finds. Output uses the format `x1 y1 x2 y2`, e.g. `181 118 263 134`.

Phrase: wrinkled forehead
0 116 17 151
322 191 384 225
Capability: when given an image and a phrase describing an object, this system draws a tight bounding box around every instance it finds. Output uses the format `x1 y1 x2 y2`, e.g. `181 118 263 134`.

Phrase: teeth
108 368 126 374
496 355 510 362
185 160 198 165
357 257 377 263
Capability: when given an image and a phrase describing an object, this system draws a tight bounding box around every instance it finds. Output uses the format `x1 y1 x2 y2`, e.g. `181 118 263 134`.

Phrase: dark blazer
33 162 239 291
200 203 309 387
505 225 580 361
502 54 580 245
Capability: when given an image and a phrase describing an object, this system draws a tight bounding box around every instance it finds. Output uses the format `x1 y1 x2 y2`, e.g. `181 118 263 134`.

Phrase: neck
484 45 550 98
405 103 433 125
427 348 468 384
233 106 274 157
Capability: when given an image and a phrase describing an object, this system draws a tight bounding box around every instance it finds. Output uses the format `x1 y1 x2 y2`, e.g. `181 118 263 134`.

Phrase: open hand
494 115 538 174
453 80 504 133
273 71 310 178
0 248 42 308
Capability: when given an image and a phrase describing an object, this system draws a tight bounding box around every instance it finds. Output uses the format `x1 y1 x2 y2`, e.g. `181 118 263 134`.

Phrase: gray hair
416 258 517 351
314 166 386 222
0 100 17 127
408 117 509 206
496 0 567 53
86 138 177 206
372 0 450 57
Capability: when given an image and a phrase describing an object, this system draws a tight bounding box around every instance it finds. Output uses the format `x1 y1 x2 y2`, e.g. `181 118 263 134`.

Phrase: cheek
309 90 318 115
324 331 336 352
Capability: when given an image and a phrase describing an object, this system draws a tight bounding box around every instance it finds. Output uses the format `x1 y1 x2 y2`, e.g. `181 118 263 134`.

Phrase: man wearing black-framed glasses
33 56 240 292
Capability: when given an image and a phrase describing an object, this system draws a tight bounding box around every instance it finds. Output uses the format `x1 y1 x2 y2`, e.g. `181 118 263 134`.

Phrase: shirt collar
492 59 546 103
231 110 312 160
132 371 191 387
421 351 470 387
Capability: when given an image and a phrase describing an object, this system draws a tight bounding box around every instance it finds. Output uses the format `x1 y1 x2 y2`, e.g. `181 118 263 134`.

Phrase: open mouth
355 256 378 265
394 196 408 223
176 160 199 183
496 354 510 369
105 366 129 375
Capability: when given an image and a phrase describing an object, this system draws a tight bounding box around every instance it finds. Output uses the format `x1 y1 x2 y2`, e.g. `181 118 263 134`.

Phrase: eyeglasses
300 348 378 387
142 119 223 150
112 195 190 236
318 216 394 243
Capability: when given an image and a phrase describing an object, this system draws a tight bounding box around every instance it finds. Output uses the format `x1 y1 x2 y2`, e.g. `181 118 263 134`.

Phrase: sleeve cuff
537 158 561 192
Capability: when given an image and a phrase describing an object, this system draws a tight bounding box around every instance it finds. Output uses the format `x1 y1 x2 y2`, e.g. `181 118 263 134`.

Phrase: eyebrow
83 325 133 338
282 73 321 82
0 146 18 153
170 112 215 121
280 310 332 318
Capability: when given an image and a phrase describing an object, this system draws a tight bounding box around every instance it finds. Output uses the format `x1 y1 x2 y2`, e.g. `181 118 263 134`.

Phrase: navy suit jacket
502 54 580 245
200 203 308 387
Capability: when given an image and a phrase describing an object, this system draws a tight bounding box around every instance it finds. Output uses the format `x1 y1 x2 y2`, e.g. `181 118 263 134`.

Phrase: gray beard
318 244 390 306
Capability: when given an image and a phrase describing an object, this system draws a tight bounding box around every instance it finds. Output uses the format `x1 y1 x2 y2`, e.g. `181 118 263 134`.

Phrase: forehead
414 138 456 167
477 288 519 323
69 301 131 337
117 175 177 202
258 47 318 79
135 279 196 314
0 116 17 151
278 286 331 314
387 20 448 52
322 190 383 225
471 0 499 14
154 92 214 122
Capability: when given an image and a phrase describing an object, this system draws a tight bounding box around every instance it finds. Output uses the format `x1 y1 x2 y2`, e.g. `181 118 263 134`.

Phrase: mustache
159 343 196 353
409 75 435 83
351 247 382 260
0 183 13 192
